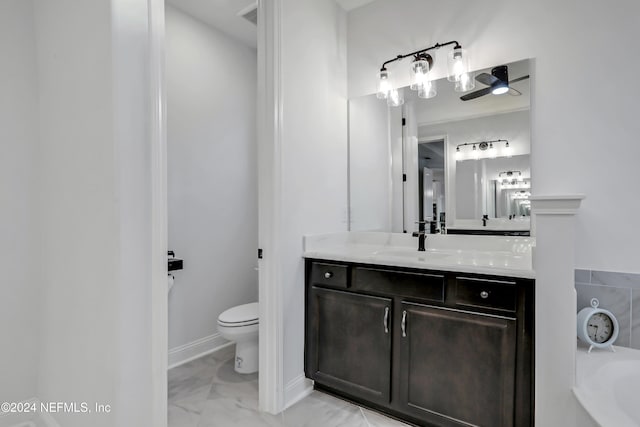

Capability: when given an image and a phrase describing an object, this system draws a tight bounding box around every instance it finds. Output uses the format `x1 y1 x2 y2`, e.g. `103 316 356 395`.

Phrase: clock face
587 312 614 344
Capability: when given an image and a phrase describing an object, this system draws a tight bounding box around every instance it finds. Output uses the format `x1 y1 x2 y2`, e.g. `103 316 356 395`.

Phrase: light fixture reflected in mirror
418 79 437 99
499 171 530 189
456 139 509 161
387 87 404 107
504 141 512 157
488 142 497 158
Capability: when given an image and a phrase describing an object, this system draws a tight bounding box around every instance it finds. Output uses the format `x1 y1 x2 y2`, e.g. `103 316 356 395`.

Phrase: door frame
149 0 168 425
148 0 284 422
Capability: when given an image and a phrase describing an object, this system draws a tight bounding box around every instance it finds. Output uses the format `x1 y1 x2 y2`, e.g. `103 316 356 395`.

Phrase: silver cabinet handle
480 290 489 299
383 307 390 334
324 271 333 279
401 310 407 337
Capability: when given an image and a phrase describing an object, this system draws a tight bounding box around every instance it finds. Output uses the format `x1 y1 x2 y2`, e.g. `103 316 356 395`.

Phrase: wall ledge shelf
530 194 585 215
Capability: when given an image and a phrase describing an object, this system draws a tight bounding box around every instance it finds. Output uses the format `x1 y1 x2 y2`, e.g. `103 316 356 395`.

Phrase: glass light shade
455 147 462 161
488 143 497 158
410 59 430 91
504 143 512 158
377 69 391 99
418 79 437 99
387 87 404 107
447 47 469 82
454 72 475 92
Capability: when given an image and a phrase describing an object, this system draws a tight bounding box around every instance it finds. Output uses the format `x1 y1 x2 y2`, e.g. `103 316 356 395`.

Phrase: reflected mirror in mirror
456 154 530 219
348 59 531 235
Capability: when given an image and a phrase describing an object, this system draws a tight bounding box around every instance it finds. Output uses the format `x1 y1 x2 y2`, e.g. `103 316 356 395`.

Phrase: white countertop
303 232 535 279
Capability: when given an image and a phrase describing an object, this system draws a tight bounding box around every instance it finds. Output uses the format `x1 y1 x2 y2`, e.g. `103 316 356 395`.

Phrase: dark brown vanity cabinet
398 303 517 426
305 259 534 427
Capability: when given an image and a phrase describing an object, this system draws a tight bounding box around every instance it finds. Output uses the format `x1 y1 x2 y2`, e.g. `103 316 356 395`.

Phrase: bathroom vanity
303 232 534 427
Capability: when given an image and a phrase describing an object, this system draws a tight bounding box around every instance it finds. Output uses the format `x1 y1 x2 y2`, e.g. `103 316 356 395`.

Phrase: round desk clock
577 298 619 353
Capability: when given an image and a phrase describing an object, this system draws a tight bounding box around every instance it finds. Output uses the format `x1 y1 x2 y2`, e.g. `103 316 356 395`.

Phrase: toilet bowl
217 302 259 374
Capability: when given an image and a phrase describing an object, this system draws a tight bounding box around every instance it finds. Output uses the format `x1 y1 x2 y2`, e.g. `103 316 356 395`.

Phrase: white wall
0 0 40 404
348 95 391 231
165 5 258 353
274 0 348 403
347 0 640 273
34 1 117 425
33 0 159 425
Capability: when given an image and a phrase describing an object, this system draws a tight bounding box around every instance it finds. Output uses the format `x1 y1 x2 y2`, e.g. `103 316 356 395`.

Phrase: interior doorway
417 139 445 233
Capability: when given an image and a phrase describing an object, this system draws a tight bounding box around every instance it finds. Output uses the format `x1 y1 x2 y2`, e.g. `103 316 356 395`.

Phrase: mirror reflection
348 59 531 235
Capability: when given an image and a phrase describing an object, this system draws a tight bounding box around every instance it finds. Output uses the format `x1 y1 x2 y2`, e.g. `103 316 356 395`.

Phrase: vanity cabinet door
398 302 517 427
306 287 392 405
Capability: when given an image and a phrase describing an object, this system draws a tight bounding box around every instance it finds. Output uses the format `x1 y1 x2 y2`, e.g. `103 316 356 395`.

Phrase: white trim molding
283 375 313 410
148 0 168 426
168 333 231 369
530 194 585 215
257 0 285 415
531 194 585 427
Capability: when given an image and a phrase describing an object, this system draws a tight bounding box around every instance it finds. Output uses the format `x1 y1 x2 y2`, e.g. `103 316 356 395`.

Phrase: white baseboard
283 374 313 410
0 398 60 427
168 332 231 369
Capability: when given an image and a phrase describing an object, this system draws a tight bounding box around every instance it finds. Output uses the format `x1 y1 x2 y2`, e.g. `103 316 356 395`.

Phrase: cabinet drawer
353 267 445 302
455 277 517 312
310 262 349 289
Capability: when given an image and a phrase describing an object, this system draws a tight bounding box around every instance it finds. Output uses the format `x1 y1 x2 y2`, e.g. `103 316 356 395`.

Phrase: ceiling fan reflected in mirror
460 65 529 101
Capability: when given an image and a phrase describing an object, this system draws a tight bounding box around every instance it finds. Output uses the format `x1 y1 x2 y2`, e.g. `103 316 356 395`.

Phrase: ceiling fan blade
460 86 493 101
475 72 499 86
508 87 522 96
509 75 530 85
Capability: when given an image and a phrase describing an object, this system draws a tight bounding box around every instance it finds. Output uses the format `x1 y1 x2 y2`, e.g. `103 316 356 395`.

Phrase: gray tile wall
575 269 640 349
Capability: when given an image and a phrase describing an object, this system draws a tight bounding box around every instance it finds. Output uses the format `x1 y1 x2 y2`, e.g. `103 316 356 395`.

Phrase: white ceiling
166 0 377 49
410 59 531 127
167 0 258 48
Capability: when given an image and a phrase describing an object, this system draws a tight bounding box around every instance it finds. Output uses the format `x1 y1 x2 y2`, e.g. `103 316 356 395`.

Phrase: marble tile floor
168 345 410 427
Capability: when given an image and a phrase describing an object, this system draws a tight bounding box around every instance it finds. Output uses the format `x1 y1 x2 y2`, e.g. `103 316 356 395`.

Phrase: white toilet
217 302 259 374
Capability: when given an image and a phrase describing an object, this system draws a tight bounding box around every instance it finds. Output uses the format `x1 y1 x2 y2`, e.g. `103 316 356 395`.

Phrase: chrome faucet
412 220 428 251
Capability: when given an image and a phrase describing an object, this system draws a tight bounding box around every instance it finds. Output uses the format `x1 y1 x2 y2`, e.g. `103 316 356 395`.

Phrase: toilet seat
218 302 258 328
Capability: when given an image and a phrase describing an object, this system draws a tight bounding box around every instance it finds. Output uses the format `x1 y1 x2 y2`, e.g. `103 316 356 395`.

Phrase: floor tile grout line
359 406 372 427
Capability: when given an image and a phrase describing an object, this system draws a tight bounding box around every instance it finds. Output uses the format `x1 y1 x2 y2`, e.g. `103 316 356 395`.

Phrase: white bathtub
574 345 640 427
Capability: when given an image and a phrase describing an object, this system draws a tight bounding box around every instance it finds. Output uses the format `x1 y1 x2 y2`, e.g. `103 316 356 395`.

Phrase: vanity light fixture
499 171 530 189
455 139 509 161
488 142 497 158
512 190 531 199
499 170 522 180
377 41 473 106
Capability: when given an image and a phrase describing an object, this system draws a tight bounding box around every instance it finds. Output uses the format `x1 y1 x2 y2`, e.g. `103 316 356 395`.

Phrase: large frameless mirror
348 58 531 235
